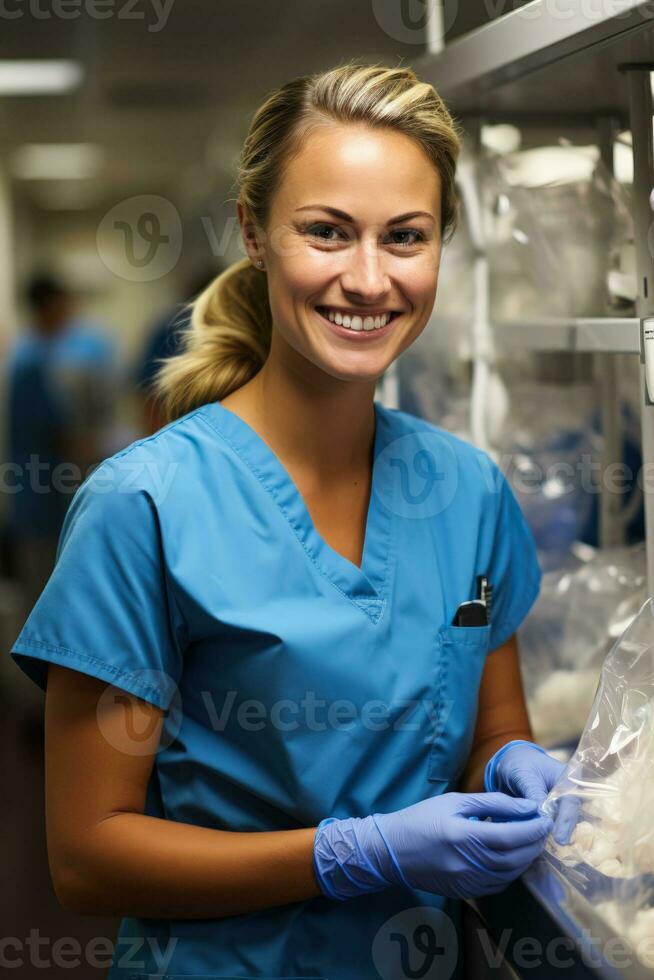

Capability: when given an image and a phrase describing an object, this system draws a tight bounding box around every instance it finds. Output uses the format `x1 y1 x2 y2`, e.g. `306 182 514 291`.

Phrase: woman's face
240 122 443 384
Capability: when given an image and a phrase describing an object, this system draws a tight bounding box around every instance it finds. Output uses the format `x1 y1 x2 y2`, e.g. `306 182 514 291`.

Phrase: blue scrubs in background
6 319 116 539
10 398 541 979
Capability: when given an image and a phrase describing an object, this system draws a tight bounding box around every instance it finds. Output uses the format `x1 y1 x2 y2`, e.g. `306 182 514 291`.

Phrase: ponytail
152 258 272 422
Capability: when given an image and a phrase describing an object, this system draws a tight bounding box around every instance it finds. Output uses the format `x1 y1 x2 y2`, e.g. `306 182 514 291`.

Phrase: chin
317 357 390 384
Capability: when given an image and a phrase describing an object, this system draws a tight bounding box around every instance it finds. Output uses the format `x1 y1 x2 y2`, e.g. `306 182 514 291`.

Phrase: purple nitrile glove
312 791 553 902
484 740 578 845
484 739 566 807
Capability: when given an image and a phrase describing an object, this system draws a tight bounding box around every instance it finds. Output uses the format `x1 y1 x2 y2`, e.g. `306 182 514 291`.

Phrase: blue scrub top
6 320 117 538
10 398 541 980
134 305 189 394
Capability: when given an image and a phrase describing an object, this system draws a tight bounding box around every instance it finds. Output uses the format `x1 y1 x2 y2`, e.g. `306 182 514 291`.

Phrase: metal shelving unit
492 317 641 354
416 0 654 587
416 0 654 117
428 316 641 353
410 7 654 973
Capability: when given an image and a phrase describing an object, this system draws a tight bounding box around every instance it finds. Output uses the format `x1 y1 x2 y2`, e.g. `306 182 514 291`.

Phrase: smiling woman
151 60 463 421
9 58 552 980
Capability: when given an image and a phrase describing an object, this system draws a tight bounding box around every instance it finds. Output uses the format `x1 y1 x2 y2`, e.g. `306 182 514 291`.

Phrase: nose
339 238 391 303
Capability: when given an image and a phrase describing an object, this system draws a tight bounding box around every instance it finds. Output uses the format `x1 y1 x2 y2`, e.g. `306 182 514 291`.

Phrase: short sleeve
9 458 185 710
483 458 542 652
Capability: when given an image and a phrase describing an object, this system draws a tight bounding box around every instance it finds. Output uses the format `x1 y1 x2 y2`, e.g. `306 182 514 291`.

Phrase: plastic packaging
518 542 647 748
481 142 634 320
537 597 654 969
492 379 600 571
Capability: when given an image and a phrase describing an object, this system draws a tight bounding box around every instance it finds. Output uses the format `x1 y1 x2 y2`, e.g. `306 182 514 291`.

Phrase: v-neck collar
199 398 395 625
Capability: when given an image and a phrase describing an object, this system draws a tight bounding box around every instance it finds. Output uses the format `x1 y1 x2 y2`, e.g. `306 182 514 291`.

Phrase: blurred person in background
5 272 118 621
133 264 222 435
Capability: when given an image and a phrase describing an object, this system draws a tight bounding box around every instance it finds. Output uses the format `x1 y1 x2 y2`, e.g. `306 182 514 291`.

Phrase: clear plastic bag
481 142 634 320
518 542 647 749
538 597 654 969
493 379 600 571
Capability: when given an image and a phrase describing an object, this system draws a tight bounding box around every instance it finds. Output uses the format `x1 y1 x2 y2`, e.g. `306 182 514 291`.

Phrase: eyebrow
295 205 435 224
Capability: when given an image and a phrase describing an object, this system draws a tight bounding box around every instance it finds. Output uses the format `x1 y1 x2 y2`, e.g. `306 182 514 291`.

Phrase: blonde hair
153 59 463 422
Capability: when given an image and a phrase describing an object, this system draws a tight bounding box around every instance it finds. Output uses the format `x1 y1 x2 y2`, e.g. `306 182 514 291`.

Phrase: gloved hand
484 740 576 845
484 740 566 807
313 791 553 901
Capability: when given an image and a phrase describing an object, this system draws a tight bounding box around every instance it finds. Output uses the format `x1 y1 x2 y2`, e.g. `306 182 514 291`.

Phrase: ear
237 201 265 269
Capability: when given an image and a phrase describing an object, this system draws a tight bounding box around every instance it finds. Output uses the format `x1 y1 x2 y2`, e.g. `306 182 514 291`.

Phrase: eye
306 223 345 242
389 229 425 247
303 222 425 248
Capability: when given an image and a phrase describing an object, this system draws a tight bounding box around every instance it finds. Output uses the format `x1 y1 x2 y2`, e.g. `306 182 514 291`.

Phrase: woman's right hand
312 791 553 901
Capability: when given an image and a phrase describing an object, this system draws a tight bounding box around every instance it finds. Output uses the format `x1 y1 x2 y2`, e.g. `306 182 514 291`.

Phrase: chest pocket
427 622 491 787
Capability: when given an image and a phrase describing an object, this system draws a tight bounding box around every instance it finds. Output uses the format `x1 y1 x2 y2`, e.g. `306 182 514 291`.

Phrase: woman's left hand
484 739 566 806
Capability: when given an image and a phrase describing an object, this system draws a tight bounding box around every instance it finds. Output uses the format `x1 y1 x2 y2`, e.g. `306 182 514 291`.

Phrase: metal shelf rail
415 0 654 116
427 316 641 354
417 0 654 587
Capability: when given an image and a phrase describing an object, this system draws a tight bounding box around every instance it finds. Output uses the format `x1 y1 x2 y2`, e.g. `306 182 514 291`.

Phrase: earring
257 259 264 270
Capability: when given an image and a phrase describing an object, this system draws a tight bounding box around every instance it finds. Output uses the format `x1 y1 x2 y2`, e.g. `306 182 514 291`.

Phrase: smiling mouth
315 306 402 332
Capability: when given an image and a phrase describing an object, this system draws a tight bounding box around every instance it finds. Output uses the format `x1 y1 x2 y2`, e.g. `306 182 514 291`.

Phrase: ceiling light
10 143 104 180
0 60 83 95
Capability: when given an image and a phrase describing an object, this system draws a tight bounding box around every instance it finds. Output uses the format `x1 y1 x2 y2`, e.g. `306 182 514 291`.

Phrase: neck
225 350 379 482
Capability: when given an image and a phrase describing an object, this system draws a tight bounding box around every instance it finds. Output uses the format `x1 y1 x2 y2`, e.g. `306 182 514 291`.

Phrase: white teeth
319 307 395 330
